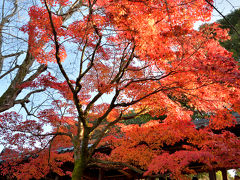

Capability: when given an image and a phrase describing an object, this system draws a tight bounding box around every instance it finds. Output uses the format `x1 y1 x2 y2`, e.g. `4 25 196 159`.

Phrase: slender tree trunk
209 170 216 180
98 168 104 180
221 168 228 180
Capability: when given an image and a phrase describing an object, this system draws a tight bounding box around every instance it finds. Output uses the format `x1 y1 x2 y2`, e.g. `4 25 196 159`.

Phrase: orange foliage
105 121 240 179
1 0 240 179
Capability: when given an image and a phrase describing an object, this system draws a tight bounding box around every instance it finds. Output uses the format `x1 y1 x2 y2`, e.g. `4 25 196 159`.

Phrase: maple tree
0 0 240 179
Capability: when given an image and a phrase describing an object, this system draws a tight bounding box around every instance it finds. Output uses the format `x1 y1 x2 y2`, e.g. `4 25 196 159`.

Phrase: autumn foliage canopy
0 0 240 179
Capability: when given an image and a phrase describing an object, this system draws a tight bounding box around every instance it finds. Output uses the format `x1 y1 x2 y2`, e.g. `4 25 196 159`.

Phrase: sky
212 0 240 18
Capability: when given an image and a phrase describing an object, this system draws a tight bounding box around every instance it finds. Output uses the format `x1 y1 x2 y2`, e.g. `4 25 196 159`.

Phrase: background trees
217 8 240 61
0 0 240 179
0 0 48 113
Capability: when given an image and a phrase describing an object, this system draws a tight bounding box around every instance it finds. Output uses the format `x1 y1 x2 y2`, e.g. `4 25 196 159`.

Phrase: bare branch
22 64 47 84
111 45 135 84
75 39 88 93
44 0 75 94
44 0 88 135
0 65 19 79
122 71 175 89
0 50 38 112
0 0 18 73
59 0 85 22
84 92 103 114
90 88 120 131
14 88 46 105
115 87 163 107
2 51 24 59
76 34 102 85
32 132 72 138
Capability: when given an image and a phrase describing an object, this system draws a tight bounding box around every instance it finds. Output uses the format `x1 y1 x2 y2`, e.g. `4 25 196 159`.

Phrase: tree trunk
72 128 90 180
98 168 104 180
72 158 86 180
209 170 216 180
221 168 228 180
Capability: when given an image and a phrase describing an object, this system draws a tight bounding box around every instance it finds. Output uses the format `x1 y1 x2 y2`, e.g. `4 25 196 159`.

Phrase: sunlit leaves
107 120 240 179
21 6 66 63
